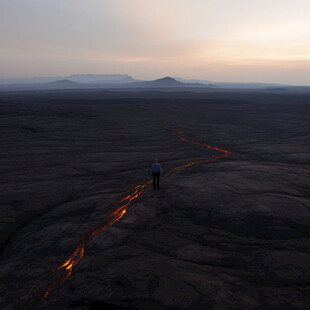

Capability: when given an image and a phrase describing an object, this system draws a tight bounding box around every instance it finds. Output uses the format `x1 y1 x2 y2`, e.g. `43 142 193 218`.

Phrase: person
151 159 162 190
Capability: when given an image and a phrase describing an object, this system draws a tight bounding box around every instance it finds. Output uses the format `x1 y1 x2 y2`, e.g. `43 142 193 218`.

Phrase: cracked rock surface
0 89 309 310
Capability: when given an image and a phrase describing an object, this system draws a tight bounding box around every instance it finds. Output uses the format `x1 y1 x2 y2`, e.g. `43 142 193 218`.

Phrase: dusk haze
1 0 310 85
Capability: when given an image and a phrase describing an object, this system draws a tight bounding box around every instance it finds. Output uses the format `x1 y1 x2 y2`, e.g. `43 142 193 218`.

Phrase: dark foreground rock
0 89 309 310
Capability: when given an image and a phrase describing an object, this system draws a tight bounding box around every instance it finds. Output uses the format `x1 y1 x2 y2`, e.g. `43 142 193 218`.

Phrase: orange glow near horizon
39 121 232 304
2 1 310 84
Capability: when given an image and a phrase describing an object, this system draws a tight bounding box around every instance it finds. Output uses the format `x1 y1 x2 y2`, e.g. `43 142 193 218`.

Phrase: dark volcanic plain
0 88 309 310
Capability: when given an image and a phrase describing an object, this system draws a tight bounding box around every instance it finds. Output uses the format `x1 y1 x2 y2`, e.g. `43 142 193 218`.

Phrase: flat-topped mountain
68 74 136 84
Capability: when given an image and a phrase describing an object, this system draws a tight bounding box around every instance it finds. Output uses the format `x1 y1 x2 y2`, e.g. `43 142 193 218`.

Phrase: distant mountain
0 76 62 84
67 74 136 84
175 77 212 84
0 74 136 85
173 77 294 89
128 77 207 88
1 74 304 89
49 79 78 85
140 77 184 87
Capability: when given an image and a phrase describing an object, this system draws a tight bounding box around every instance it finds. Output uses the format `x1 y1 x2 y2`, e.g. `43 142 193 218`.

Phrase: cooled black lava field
0 89 309 310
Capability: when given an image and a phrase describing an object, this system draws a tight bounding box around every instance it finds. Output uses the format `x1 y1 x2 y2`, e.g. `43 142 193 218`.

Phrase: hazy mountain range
0 74 308 90
0 74 135 85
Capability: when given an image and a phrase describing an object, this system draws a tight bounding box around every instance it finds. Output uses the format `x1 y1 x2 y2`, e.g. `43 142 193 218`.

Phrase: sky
1 0 310 84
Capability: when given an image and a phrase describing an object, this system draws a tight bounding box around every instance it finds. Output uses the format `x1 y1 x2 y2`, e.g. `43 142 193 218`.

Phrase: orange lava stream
40 127 231 303
172 137 232 170
41 183 150 302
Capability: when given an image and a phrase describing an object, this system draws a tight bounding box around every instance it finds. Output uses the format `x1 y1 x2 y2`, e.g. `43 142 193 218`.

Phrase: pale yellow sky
1 0 310 84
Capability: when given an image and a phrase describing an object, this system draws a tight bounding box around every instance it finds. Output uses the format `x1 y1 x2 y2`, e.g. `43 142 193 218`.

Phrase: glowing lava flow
172 137 232 170
40 127 231 304
41 182 151 302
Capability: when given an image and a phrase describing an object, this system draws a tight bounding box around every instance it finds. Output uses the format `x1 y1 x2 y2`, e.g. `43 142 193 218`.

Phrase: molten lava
41 182 149 302
40 126 232 303
172 137 232 170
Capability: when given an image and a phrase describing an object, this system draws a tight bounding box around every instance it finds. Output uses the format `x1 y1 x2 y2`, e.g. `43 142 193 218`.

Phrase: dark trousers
153 173 160 189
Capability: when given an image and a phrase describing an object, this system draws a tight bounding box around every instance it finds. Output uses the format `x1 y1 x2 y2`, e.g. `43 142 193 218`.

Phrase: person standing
151 159 162 190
